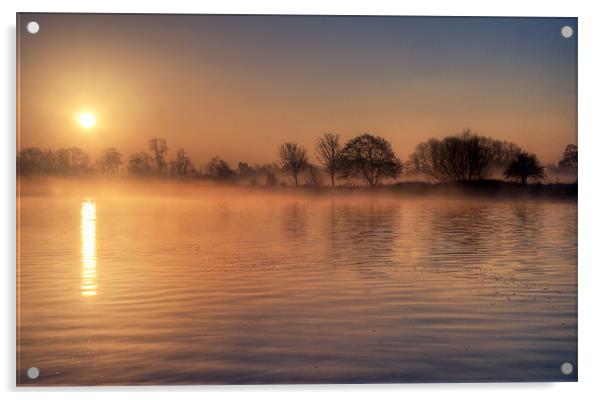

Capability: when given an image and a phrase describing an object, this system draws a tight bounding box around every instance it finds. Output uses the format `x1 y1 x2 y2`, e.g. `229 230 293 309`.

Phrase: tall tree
339 133 402 187
97 147 123 175
503 152 545 184
315 133 343 187
148 138 169 175
306 164 323 187
277 143 308 186
490 140 523 170
559 144 578 171
170 149 195 177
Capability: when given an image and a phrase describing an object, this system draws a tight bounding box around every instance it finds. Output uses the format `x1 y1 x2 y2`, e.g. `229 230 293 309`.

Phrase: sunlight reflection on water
81 200 97 297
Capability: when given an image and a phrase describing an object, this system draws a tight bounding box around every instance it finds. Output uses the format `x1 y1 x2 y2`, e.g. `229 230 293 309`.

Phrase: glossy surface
17 191 577 385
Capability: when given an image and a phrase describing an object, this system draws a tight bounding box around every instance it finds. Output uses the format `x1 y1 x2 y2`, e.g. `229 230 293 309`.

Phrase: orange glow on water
81 200 97 297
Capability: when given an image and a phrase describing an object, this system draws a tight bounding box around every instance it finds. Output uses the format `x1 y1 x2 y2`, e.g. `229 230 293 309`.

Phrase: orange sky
18 14 577 166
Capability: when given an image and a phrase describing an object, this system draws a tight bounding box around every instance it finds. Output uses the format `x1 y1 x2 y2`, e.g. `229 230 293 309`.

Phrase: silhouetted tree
410 129 499 181
55 147 90 175
559 144 578 171
315 133 343 186
339 133 402 186
97 147 123 175
170 149 195 177
277 143 308 186
205 157 235 181
265 170 278 186
17 147 55 175
148 138 169 175
252 163 280 186
307 164 323 187
490 140 523 170
128 152 154 176
504 152 545 184
408 138 440 181
18 147 93 175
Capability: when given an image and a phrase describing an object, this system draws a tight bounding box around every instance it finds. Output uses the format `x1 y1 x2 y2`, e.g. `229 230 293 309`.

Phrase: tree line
17 129 577 186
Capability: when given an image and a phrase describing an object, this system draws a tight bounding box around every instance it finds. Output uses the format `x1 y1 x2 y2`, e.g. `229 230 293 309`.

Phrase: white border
3 1 601 399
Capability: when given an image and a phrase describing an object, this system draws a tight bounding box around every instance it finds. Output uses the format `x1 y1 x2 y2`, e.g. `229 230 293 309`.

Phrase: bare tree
265 170 278 186
491 140 523 170
410 129 498 182
128 152 154 176
339 133 402 187
408 138 440 180
55 147 90 175
205 157 235 181
170 149 195 177
17 147 89 175
97 147 123 175
17 147 55 175
504 152 545 184
307 164 323 187
148 138 169 175
277 143 308 186
315 133 343 186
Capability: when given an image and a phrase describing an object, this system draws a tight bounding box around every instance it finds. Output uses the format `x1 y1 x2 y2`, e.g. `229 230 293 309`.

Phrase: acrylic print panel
16 13 577 386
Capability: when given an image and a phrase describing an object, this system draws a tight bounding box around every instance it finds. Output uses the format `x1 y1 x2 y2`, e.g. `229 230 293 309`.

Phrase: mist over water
17 179 577 385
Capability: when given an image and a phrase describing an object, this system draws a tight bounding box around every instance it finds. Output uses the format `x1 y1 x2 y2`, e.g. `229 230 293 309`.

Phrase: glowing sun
78 112 96 129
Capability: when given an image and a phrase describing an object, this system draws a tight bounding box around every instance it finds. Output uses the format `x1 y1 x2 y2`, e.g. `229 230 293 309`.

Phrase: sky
18 14 577 166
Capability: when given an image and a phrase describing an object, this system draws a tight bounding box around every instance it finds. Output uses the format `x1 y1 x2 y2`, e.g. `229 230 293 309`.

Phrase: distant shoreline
17 176 577 201
275 180 578 201
390 180 577 200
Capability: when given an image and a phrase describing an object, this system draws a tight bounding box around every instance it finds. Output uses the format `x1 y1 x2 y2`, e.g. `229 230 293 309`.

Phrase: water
17 188 577 385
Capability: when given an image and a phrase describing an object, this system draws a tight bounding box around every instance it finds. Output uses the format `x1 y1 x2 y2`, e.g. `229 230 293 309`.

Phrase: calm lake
17 187 577 385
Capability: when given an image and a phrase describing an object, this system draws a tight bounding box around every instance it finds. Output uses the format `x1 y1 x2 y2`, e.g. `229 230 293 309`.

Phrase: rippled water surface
17 190 577 385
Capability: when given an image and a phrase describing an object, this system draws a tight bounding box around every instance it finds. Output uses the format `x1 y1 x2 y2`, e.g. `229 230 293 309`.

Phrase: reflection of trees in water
417 202 550 300
424 204 545 269
281 202 309 239
423 204 502 271
279 199 555 288
509 205 543 246
325 201 401 274
214 200 233 229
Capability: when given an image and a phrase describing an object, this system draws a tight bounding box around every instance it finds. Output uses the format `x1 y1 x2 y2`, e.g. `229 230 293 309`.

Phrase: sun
78 112 96 129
